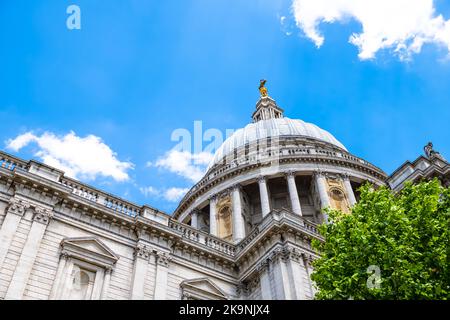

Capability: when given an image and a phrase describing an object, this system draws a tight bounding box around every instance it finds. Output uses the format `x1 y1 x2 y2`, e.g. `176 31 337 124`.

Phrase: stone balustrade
0 152 28 171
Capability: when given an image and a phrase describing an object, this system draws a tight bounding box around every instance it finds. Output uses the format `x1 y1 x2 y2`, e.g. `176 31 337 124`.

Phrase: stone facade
0 96 445 300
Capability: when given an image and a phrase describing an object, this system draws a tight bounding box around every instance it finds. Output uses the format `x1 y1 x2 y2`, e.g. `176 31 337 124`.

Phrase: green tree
311 178 450 299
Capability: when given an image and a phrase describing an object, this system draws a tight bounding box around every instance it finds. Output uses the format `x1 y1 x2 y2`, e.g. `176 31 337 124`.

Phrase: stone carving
6 198 29 217
156 252 172 267
134 244 152 260
424 142 445 160
33 206 53 225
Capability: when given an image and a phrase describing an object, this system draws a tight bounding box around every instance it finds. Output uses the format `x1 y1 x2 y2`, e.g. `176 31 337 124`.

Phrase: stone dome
208 117 347 169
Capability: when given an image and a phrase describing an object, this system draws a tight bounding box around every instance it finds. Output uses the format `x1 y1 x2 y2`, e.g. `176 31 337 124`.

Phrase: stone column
0 199 29 270
191 210 199 229
314 171 330 223
209 196 218 236
342 174 357 206
130 244 151 300
100 268 112 300
231 185 245 243
257 259 272 300
153 252 171 300
5 207 53 299
49 253 69 299
286 171 302 216
258 176 271 217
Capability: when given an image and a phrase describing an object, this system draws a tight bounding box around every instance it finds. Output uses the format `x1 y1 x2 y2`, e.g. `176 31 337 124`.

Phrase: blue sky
1 0 449 213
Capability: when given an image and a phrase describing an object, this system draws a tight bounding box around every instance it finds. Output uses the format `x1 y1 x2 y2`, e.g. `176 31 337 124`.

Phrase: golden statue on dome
259 79 268 97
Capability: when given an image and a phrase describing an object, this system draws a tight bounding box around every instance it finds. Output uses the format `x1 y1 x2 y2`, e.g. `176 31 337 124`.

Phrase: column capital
341 173 350 180
155 251 172 267
256 258 270 274
33 207 53 225
313 170 327 178
268 248 284 263
231 183 242 192
285 170 296 178
60 251 70 261
6 198 30 217
134 244 152 260
257 175 267 183
105 266 114 274
208 194 218 203
282 247 302 262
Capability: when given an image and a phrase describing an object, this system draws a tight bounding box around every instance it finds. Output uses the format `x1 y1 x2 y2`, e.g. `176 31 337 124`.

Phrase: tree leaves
311 179 450 300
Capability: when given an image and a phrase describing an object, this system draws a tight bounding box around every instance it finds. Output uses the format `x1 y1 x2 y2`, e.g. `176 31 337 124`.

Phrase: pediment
61 237 119 268
181 278 228 300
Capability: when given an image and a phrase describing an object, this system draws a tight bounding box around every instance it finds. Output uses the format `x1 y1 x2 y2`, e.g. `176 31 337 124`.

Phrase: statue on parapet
259 79 268 97
424 142 445 161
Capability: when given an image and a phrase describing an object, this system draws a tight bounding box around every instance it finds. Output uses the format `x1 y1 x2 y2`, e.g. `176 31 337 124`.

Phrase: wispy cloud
139 186 189 202
148 149 213 183
6 131 133 182
292 0 450 60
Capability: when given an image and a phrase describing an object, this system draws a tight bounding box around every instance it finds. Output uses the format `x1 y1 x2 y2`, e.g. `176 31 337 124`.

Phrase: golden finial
259 79 268 97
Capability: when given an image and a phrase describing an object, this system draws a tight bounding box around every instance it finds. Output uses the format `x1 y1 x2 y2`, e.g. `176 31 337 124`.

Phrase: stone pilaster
5 206 53 299
283 248 310 300
49 252 69 299
256 258 272 300
269 248 293 300
231 184 245 243
130 244 152 300
100 267 113 300
286 171 302 216
0 198 29 270
153 251 172 300
258 176 271 217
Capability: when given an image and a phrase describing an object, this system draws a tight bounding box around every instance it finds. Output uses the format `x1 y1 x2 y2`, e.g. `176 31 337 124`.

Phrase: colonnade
189 171 357 243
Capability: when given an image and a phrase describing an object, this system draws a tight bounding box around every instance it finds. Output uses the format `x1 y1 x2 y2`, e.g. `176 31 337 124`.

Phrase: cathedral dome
208 116 347 169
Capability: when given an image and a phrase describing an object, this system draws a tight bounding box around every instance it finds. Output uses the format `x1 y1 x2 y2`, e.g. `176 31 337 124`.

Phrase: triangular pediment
61 237 119 267
181 278 227 300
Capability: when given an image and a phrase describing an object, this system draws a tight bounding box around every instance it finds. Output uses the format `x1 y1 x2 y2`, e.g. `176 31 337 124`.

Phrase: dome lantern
253 80 284 122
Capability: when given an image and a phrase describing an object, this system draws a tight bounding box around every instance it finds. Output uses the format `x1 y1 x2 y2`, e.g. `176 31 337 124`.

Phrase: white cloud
139 186 189 202
164 187 190 202
150 149 213 183
292 0 450 60
139 186 160 197
6 131 133 182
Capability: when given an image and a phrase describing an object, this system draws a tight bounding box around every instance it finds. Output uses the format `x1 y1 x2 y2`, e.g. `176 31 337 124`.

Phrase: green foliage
311 178 450 300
